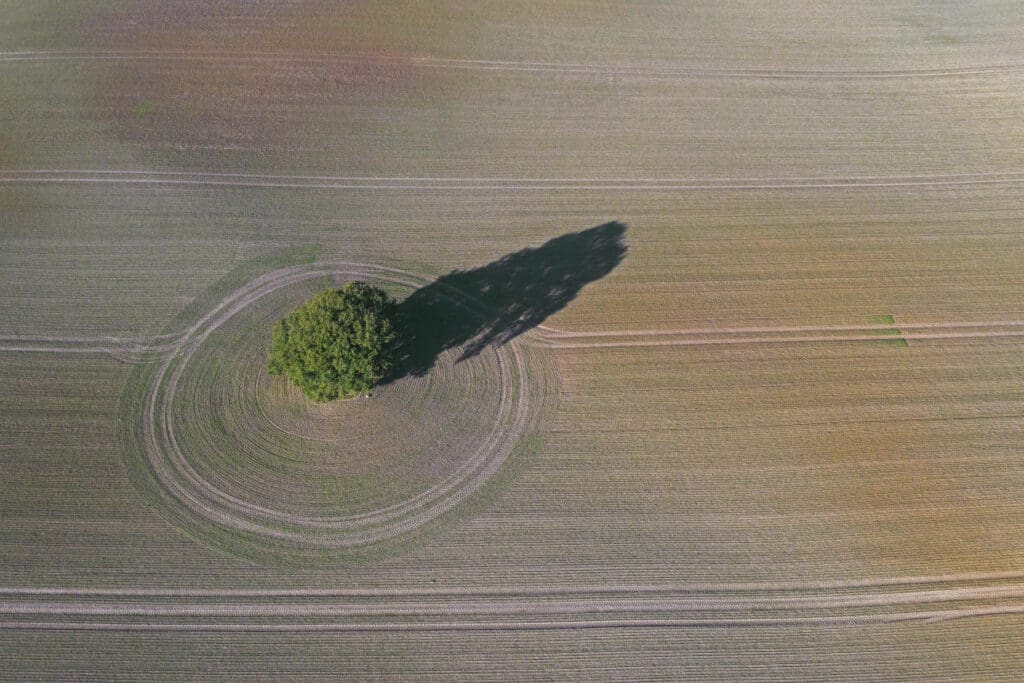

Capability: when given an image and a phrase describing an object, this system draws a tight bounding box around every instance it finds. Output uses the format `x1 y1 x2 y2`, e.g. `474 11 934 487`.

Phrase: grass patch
867 314 909 347
134 99 154 119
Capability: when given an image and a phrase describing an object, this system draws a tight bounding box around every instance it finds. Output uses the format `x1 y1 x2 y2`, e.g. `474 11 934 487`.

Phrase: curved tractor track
111 261 550 555
4 263 1024 624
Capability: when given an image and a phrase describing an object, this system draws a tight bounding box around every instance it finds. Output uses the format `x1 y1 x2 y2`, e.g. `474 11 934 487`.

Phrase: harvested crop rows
6 0 1024 678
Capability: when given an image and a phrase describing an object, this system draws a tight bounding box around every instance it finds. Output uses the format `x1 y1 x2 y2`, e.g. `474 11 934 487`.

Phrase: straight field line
1 50 1022 80
8 571 1024 630
4 320 1024 356
6 169 1024 191
8 568 1024 597
3 606 1023 631
4 581 1024 630
1 255 1020 356
538 329 1024 350
3 583 1024 609
536 320 1024 338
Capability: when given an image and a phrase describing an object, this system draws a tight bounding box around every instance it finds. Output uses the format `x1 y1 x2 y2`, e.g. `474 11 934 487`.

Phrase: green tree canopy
268 282 401 401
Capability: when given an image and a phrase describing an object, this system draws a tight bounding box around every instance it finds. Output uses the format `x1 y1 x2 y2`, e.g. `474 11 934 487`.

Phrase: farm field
3 1 1024 679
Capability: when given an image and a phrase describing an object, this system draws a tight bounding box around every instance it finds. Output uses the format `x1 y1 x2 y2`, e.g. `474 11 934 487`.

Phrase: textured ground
3 1 1024 679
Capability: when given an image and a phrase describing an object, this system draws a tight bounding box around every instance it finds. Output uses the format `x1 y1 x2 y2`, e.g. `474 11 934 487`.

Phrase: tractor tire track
7 169 1024 191
4 608 1023 631
536 320 1024 338
122 262 542 551
7 584 1024 615
4 579 1024 631
537 329 1024 350
6 310 1024 357
2 49 1023 80
533 320 1024 350
9 568 1024 597
0 261 443 356
2 262 1019 549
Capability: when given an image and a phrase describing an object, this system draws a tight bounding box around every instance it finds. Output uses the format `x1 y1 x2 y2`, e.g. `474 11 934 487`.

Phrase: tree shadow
386 221 627 383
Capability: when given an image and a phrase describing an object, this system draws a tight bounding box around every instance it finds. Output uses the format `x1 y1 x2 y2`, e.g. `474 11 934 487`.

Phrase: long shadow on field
386 221 628 382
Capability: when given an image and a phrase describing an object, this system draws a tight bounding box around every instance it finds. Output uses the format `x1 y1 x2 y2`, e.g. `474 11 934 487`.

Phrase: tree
268 282 401 401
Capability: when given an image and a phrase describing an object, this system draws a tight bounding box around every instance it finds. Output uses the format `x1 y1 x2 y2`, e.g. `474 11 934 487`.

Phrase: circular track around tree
120 262 549 559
